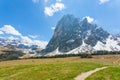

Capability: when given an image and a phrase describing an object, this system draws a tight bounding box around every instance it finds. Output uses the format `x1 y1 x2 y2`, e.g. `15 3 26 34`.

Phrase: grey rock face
43 14 110 53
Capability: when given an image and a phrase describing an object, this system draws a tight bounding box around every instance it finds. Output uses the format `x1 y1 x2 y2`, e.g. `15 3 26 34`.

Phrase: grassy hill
0 55 120 80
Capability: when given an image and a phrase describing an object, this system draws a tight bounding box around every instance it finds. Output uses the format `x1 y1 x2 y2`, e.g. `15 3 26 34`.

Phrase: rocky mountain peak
81 17 88 24
41 14 118 55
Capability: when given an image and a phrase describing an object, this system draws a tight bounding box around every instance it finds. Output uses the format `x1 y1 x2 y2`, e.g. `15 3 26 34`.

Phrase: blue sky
0 0 120 41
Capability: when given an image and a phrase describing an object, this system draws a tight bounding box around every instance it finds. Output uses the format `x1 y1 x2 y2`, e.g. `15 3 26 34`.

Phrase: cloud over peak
44 2 65 16
51 27 56 30
84 16 94 23
32 0 39 3
99 0 110 4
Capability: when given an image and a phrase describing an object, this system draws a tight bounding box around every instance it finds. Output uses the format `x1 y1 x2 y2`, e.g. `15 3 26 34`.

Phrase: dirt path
74 67 108 80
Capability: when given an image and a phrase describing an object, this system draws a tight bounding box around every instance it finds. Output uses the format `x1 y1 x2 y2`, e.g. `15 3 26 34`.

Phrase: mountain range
40 14 120 56
0 35 47 55
0 14 120 56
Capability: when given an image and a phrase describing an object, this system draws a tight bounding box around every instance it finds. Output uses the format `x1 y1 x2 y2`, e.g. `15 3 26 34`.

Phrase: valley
0 14 120 80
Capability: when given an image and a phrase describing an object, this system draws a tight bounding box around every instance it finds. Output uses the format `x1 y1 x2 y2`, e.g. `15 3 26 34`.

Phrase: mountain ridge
40 14 120 56
0 14 120 56
0 35 48 56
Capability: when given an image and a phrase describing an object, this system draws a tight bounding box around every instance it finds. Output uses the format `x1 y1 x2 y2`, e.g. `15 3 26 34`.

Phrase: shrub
0 50 24 61
80 53 92 58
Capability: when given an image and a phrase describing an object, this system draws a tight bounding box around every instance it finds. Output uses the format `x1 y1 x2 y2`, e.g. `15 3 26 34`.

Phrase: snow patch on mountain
94 35 120 51
66 39 75 43
46 41 94 56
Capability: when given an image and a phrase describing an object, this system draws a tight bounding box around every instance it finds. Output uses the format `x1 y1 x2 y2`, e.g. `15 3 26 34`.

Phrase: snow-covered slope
46 36 120 56
94 35 120 51
46 35 120 56
0 36 48 53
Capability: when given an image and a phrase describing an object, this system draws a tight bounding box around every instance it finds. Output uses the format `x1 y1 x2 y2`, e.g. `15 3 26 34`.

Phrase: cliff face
43 14 110 54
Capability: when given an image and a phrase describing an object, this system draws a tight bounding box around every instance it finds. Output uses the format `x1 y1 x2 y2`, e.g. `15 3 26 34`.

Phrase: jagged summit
81 17 88 23
41 14 119 56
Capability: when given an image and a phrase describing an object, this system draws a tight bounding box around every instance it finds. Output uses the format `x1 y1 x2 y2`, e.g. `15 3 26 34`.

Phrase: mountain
41 14 120 56
0 36 48 55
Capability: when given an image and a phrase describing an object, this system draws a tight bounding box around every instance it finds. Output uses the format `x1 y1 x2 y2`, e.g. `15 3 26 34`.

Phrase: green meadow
0 55 120 80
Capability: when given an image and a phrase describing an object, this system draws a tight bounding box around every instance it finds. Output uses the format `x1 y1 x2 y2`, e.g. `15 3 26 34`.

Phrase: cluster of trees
80 53 92 58
0 50 24 61
30 54 81 59
31 51 120 59
30 53 93 59
0 49 120 61
93 51 120 55
80 51 120 58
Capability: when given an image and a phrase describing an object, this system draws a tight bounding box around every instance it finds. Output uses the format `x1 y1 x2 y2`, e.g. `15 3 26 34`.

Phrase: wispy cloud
51 27 56 30
45 0 62 3
99 0 110 4
32 0 39 3
21 36 33 43
0 25 47 45
29 35 38 39
0 31 4 34
0 25 32 43
44 1 65 16
0 25 21 36
56 0 62 2
44 0 49 3
8 36 19 40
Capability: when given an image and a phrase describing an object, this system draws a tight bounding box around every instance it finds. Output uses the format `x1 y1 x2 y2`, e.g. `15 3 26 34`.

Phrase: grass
85 55 120 80
0 55 120 80
0 62 103 80
86 67 120 80
0 57 104 80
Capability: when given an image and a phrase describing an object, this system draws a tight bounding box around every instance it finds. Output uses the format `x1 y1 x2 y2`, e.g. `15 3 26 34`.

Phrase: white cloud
51 27 56 30
44 2 65 16
29 35 38 39
0 25 33 43
8 36 19 40
56 0 62 2
21 36 33 43
99 0 110 4
32 0 39 3
85 16 94 23
44 0 49 3
0 25 48 48
21 36 48 48
0 25 21 36
44 0 62 3
33 40 48 48
0 31 4 34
